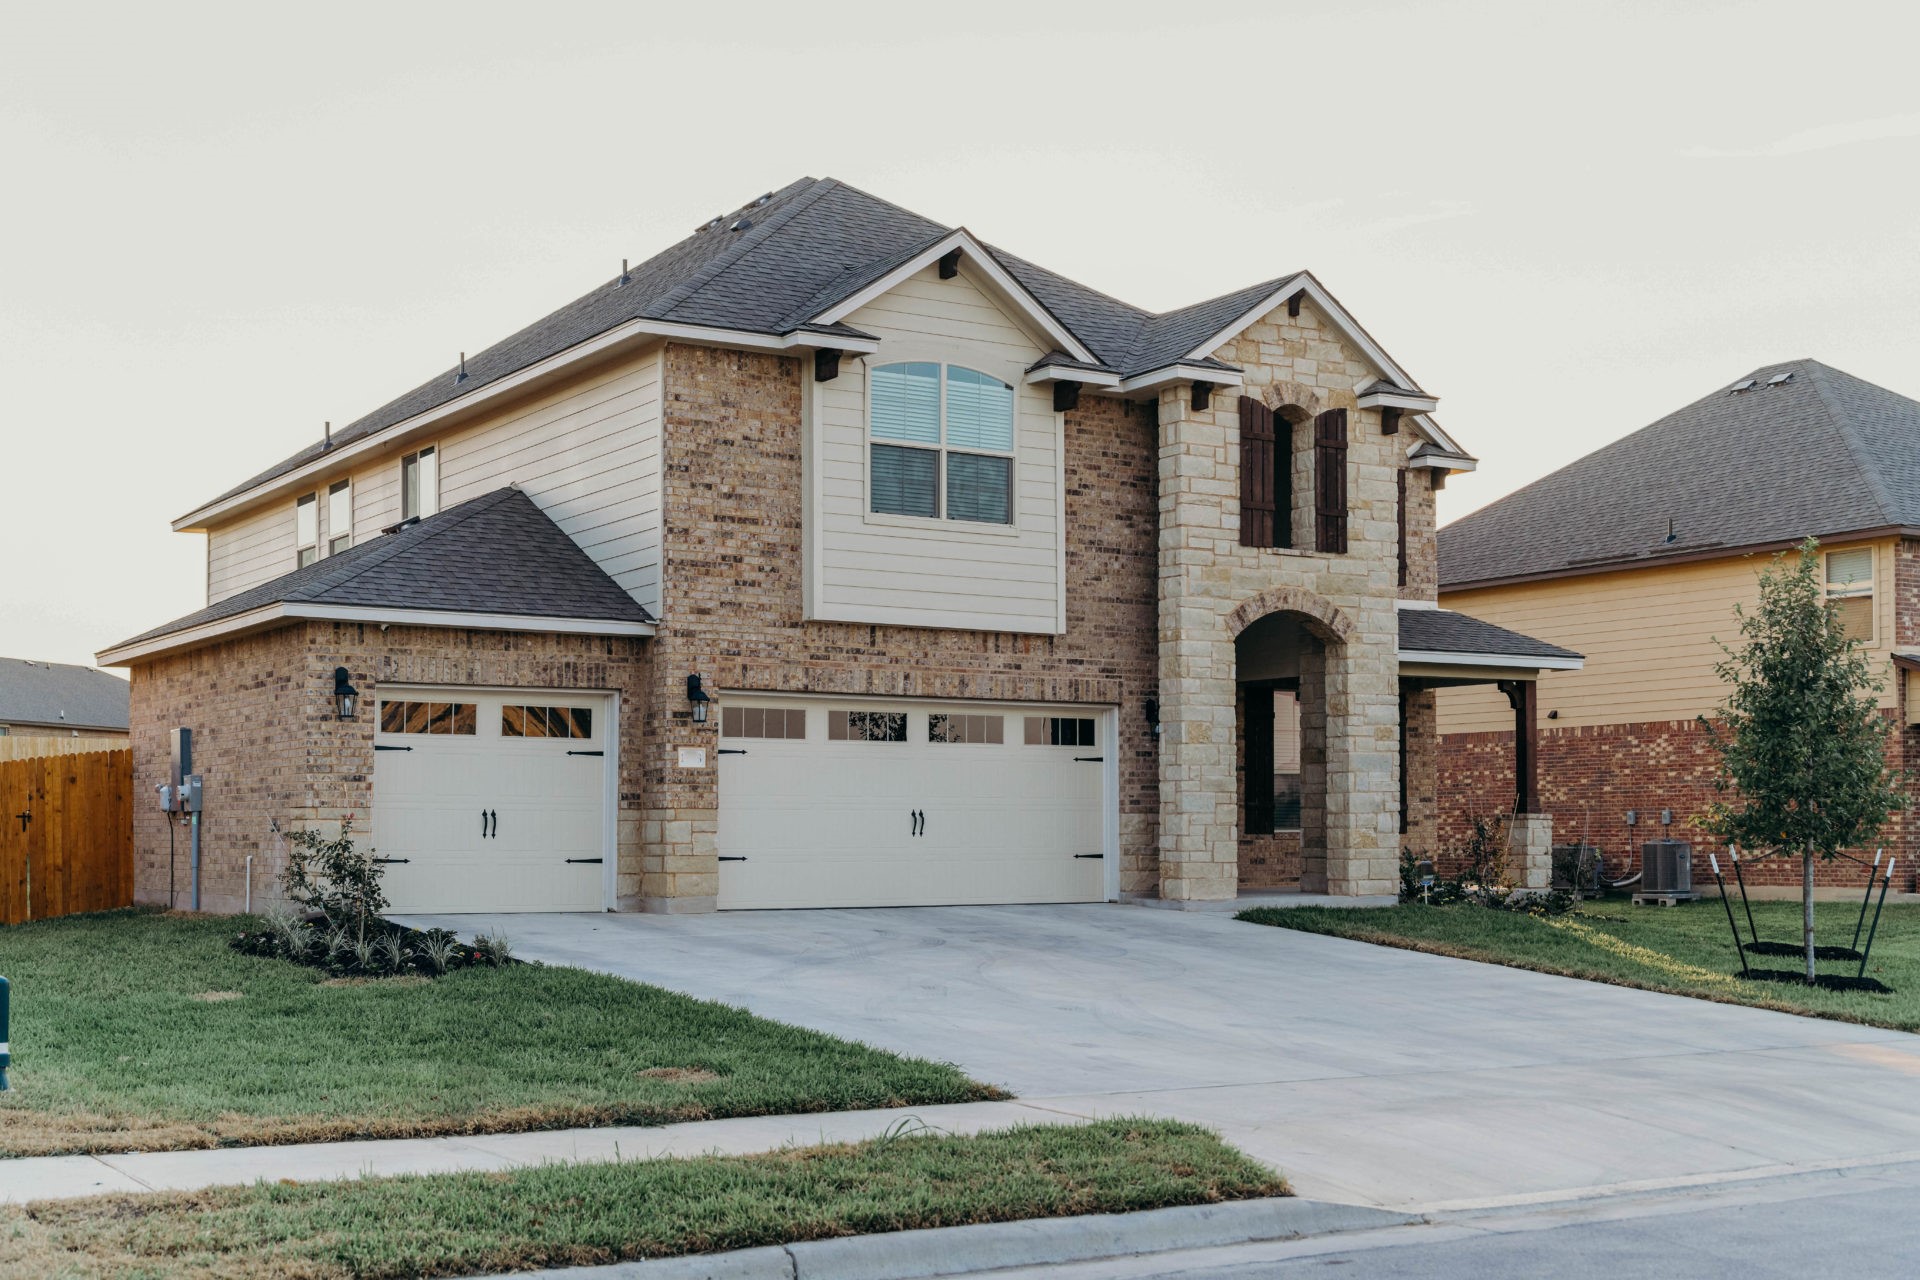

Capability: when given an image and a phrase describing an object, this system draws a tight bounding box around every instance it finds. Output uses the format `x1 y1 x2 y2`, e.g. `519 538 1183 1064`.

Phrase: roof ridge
294 488 520 603
1802 360 1900 529
649 178 840 320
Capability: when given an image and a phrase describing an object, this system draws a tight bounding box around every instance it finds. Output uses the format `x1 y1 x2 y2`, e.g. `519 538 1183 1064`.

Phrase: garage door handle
1074 853 1104 859
375 744 412 752
565 857 603 864
1074 756 1103 762
567 750 604 757
719 748 748 755
373 857 411 865
719 855 748 862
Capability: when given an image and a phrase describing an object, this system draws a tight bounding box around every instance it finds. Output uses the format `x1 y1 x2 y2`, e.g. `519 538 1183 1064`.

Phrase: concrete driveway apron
400 904 1920 1209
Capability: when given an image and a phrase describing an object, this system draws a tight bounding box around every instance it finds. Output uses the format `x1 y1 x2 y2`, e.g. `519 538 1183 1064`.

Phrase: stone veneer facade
131 297 1450 912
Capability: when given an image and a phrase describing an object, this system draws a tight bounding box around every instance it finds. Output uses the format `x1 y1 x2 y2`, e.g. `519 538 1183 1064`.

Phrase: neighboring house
100 177 1575 915
0 658 130 739
1438 359 1919 891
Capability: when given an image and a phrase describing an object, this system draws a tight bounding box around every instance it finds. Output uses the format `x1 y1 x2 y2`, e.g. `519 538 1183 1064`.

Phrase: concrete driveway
403 904 1920 1209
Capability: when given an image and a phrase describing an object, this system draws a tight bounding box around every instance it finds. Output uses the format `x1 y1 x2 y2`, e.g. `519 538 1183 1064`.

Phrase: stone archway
1231 590 1352 896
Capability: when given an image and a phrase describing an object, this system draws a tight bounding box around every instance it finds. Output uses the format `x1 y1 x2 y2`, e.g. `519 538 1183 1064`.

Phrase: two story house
1438 360 1919 892
100 177 1575 915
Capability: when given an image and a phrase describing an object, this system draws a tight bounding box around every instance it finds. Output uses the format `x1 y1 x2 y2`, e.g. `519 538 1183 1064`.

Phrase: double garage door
372 687 612 914
371 687 1110 913
716 695 1110 910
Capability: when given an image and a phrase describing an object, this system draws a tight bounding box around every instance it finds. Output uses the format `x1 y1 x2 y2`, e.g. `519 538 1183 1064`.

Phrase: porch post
1498 679 1538 815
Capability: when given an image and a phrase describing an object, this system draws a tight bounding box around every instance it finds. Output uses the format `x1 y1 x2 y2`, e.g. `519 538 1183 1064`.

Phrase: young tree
1699 540 1904 982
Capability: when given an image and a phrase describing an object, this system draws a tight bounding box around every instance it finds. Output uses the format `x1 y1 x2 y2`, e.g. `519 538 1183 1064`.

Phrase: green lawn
0 1119 1283 1280
1240 898 1920 1031
0 908 1000 1158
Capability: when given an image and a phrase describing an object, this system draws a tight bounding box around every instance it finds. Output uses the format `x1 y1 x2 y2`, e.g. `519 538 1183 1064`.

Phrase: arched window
869 362 1015 524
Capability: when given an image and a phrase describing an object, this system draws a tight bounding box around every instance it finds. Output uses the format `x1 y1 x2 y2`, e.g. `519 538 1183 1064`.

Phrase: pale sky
6 1 1919 667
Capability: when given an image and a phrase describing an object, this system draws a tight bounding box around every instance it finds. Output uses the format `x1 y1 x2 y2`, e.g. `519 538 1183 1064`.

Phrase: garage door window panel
930 713 1004 744
380 700 477 736
503 705 593 739
828 709 908 742
1025 716 1095 746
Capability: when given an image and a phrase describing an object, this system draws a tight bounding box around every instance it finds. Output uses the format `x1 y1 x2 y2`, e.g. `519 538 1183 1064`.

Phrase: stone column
1496 812 1554 891
1154 387 1238 902
1320 607 1402 896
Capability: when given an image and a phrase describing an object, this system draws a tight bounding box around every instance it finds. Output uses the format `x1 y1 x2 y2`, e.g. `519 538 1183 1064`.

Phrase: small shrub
474 930 515 967
419 930 459 975
283 816 388 939
374 931 411 973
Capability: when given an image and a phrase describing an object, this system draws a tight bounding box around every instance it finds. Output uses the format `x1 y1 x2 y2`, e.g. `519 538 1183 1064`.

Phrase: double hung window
869 363 1015 525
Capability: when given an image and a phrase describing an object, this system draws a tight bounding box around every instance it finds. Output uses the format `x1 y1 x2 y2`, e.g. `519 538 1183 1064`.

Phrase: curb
505 1197 1417 1279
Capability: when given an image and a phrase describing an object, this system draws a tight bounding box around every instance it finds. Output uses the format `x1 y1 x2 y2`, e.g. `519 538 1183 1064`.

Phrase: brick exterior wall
635 344 1164 908
1437 717 1916 891
134 297 1452 914
130 622 648 913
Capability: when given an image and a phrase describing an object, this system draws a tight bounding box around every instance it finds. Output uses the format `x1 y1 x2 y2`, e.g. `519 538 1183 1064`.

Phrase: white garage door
371 687 613 913
716 696 1110 910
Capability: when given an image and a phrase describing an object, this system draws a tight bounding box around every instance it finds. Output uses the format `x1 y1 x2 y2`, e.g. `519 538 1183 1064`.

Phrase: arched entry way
1232 597 1350 894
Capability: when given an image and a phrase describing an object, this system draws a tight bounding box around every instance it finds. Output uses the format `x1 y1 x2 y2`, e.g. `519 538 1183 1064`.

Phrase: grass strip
0 1118 1285 1280
0 908 999 1158
1239 899 1920 1031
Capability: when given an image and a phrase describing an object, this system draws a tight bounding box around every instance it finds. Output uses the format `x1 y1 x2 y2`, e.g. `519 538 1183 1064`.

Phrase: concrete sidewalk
0 1100 1054 1205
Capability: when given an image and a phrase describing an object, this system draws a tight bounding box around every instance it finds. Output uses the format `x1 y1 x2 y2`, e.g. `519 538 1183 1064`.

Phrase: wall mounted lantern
1144 697 1161 738
332 667 359 720
686 673 712 724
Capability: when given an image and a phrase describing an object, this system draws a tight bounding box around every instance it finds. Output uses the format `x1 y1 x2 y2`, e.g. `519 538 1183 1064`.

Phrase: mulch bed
1737 970 1892 994
1744 941 1866 961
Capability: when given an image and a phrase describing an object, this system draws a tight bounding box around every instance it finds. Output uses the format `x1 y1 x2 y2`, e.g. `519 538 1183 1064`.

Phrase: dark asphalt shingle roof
113 488 654 652
1439 360 1920 588
1398 609 1582 662
198 178 1349 514
0 659 130 731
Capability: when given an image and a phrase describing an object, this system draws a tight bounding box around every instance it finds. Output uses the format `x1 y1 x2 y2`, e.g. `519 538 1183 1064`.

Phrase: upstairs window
402 446 439 521
295 493 319 568
326 479 352 555
1825 546 1874 643
869 362 1015 525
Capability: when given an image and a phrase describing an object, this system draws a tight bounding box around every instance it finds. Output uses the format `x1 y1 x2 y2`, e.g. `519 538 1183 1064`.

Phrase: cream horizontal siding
203 348 665 617
809 264 1062 634
205 501 299 603
1437 538 1898 734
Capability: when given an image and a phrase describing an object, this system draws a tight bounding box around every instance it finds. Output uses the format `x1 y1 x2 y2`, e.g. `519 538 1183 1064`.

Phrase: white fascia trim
810 229 1101 366
173 320 878 532
1111 364 1248 395
1394 598 1440 610
1022 366 1122 387
1358 389 1441 413
1183 272 1470 458
98 602 654 666
1398 648 1584 671
1408 450 1478 473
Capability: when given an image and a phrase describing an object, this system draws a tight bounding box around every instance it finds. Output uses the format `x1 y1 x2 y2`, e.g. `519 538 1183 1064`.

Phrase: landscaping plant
1699 539 1905 983
282 815 388 940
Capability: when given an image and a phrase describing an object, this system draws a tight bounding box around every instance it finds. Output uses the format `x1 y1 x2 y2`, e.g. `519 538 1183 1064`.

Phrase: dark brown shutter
1238 396 1275 548
1396 467 1408 586
1243 684 1275 836
1314 408 1348 554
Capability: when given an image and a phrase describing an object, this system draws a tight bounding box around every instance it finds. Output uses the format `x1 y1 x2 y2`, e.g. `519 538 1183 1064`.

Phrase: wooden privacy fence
0 735 128 763
0 749 133 925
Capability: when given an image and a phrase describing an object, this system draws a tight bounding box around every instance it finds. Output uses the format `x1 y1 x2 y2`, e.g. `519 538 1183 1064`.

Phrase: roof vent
1768 371 1795 386
729 218 751 232
1729 378 1758 393
756 192 772 206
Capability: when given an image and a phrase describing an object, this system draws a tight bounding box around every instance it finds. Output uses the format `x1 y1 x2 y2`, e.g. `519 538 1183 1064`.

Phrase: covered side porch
1232 603 1582 904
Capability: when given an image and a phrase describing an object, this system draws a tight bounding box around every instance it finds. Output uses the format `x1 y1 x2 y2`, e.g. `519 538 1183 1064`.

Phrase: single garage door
371 687 613 913
716 696 1109 909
